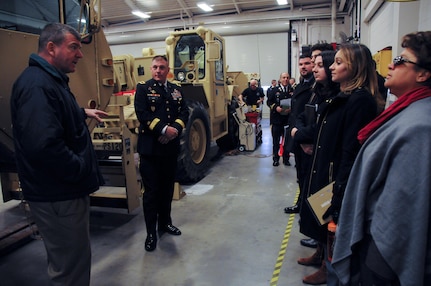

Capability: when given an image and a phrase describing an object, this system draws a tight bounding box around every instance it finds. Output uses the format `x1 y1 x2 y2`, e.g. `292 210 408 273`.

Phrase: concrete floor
0 119 326 286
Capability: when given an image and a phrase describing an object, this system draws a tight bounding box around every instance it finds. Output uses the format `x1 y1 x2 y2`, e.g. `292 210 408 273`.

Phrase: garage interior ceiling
101 0 354 44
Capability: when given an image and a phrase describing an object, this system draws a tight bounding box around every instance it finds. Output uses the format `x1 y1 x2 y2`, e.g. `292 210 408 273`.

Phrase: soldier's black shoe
145 233 157 251
284 204 299 213
160 224 182 236
300 238 318 248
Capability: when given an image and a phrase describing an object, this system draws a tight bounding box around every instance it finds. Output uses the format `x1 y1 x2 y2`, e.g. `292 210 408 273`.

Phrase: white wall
418 0 431 30
361 0 429 56
224 33 288 85
367 4 394 53
289 18 349 81
110 40 167 57
358 0 429 104
224 33 289 118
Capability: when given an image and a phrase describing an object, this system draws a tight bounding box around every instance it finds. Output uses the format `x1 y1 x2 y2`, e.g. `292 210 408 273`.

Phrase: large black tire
215 98 239 151
176 101 211 183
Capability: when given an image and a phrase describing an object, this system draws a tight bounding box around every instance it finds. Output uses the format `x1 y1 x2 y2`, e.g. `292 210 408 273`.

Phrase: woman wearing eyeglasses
332 31 431 286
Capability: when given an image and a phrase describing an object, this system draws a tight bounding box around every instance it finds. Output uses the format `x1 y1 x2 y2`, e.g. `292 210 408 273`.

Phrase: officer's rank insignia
172 89 182 100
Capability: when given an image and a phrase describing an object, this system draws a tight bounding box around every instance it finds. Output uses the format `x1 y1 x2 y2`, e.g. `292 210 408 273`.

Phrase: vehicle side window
0 0 85 35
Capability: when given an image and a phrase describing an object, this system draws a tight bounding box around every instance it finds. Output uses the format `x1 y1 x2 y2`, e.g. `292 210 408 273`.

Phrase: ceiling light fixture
277 0 288 5
132 10 151 19
197 2 213 12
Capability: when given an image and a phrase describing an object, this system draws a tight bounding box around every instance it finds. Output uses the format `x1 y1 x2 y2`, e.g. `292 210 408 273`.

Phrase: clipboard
279 98 291 115
280 98 291 108
307 182 334 225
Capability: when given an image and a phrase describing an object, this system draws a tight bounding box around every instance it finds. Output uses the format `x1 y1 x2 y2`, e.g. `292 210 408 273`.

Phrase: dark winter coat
286 78 315 150
11 54 103 202
288 78 315 129
299 88 377 242
294 83 340 145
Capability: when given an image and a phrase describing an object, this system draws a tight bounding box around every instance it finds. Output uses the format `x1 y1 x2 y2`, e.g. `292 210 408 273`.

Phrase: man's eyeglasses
393 56 421 68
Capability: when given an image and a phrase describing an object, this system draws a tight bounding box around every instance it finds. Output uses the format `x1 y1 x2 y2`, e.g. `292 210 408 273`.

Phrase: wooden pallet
0 219 37 256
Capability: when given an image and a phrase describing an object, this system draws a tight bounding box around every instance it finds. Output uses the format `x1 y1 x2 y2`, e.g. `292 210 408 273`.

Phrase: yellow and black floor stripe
270 189 300 286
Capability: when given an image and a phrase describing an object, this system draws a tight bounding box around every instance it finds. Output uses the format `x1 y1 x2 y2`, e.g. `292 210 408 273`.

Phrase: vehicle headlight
177 72 185 81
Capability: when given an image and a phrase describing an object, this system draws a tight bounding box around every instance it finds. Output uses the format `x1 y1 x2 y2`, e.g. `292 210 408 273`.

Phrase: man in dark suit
283 54 315 216
135 55 189 251
285 44 334 250
267 72 292 166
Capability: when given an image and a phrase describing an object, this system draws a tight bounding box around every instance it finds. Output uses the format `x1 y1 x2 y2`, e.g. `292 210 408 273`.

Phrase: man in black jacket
285 55 315 211
11 23 107 285
135 55 189 252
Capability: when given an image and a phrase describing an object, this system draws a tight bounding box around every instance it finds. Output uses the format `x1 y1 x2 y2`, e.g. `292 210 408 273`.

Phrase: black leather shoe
161 224 182 236
273 160 280 167
284 204 299 213
145 233 157 251
300 238 318 248
283 160 291 166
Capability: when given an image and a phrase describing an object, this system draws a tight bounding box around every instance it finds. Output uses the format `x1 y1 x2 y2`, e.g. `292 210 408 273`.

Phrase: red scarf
358 86 431 144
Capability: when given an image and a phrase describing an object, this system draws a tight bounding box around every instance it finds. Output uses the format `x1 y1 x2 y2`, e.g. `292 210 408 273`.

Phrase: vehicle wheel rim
189 118 207 164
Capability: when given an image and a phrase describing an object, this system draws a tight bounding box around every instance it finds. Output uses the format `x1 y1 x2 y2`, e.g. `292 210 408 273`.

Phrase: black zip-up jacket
299 88 377 242
11 54 103 202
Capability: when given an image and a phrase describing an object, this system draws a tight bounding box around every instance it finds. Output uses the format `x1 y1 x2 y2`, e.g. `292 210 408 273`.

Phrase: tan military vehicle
0 1 248 212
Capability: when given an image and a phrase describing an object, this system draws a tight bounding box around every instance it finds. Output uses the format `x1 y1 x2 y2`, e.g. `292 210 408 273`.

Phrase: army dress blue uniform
267 84 292 165
135 78 189 236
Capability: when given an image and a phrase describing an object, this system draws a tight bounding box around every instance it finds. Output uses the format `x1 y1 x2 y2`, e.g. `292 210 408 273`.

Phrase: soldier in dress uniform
267 72 292 166
134 55 189 252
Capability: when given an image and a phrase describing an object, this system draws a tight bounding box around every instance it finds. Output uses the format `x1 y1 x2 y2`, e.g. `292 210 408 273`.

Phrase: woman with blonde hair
333 44 385 112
